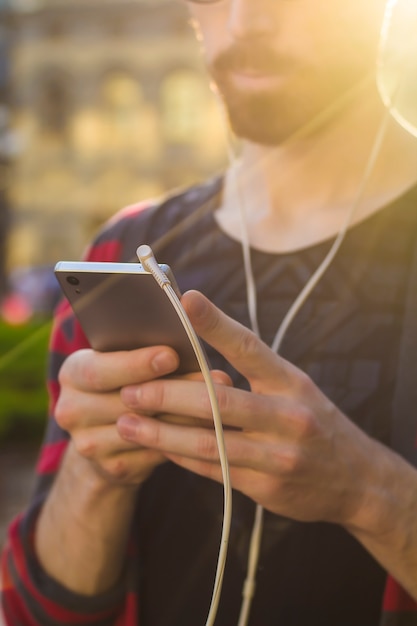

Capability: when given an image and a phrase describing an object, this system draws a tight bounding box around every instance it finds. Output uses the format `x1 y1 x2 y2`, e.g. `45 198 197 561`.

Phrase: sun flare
378 0 417 136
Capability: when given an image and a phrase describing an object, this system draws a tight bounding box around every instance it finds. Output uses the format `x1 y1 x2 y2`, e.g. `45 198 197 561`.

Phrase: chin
222 96 304 146
215 71 365 146
228 115 291 146
215 79 316 146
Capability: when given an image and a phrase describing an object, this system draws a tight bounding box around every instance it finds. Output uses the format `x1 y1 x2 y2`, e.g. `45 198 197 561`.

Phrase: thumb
182 290 296 389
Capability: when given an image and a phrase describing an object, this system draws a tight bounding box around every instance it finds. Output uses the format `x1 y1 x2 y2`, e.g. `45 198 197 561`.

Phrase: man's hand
35 342 191 595
56 344 180 486
117 291 417 601
117 290 376 525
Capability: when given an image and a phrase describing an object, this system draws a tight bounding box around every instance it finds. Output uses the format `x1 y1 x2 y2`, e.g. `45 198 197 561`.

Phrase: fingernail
152 351 178 374
189 292 208 320
118 416 139 441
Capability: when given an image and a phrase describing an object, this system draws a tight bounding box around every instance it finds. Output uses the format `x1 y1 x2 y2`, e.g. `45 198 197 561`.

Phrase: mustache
211 42 292 75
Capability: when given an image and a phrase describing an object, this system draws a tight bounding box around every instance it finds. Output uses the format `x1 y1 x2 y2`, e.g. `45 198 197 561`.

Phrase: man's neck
217 89 417 253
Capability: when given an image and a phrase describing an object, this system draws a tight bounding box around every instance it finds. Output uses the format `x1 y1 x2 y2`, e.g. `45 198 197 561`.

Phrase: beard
208 41 362 146
208 41 307 145
213 81 303 146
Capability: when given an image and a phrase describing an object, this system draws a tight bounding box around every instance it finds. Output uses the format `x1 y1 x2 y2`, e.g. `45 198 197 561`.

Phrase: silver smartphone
54 261 200 374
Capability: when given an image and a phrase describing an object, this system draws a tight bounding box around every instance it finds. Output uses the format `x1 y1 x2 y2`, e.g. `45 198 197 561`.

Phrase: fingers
122 378 274 431
73 423 142 460
165 454 264 496
121 377 315 438
117 414 264 469
159 413 216 429
181 291 298 390
183 369 233 386
59 346 180 393
71 422 166 485
56 389 126 431
56 346 181 488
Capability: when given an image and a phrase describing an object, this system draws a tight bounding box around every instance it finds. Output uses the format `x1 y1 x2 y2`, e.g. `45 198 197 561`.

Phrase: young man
2 0 417 624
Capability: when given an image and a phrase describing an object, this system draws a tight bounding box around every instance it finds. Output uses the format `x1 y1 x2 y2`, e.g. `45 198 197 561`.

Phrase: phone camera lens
66 276 80 286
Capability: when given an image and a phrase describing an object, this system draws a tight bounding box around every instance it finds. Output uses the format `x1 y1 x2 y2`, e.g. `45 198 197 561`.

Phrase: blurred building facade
5 0 227 271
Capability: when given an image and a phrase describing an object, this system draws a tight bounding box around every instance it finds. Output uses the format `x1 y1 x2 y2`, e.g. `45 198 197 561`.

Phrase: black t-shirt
127 179 417 626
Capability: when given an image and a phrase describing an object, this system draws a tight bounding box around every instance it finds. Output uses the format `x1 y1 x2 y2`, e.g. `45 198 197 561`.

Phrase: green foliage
0 319 52 442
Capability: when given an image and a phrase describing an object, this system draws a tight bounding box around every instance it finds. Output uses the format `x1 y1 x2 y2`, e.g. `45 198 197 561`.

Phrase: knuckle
140 381 165 411
74 434 97 459
265 444 285 473
146 423 163 449
237 328 260 361
102 457 129 481
265 443 303 476
58 350 84 382
57 357 72 388
59 349 105 392
292 406 318 440
55 393 75 431
241 391 259 418
131 418 162 450
279 446 305 475
210 370 232 386
82 362 105 392
196 432 218 461
208 384 231 417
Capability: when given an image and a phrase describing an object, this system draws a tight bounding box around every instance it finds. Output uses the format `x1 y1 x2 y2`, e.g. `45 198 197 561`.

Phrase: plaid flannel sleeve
1 232 142 626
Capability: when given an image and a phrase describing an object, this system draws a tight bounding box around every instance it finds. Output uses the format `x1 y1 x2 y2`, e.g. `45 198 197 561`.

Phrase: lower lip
230 70 285 90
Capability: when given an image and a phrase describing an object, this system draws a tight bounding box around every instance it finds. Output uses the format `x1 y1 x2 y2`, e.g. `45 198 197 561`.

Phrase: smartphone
54 261 200 374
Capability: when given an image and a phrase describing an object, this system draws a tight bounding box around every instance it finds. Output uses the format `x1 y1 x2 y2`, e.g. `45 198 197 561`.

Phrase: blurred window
38 75 70 134
160 68 210 144
45 20 66 39
98 71 161 157
101 71 142 117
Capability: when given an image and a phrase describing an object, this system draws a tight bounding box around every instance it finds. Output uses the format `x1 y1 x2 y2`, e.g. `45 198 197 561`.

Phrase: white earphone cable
137 245 233 626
